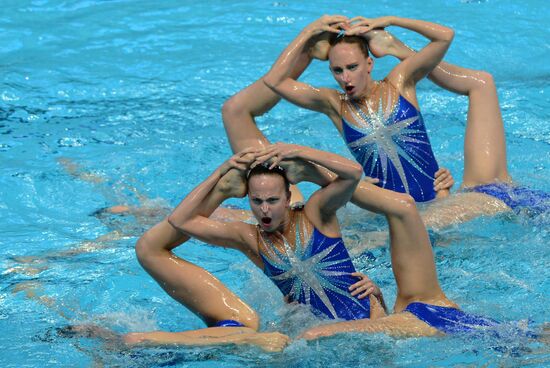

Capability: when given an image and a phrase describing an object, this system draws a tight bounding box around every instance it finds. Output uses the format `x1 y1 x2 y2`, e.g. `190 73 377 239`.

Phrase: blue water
1 0 549 366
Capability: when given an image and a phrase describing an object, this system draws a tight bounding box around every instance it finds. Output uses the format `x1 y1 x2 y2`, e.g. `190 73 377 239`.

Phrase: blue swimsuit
403 302 498 334
341 84 439 202
464 182 550 216
258 212 371 321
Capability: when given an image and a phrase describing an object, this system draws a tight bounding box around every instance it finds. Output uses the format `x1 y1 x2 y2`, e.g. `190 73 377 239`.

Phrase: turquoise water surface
1 1 549 367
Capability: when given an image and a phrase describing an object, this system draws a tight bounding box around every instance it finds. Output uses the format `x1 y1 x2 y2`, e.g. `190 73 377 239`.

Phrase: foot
217 168 247 198
308 32 332 61
364 30 401 59
242 332 290 352
58 324 121 342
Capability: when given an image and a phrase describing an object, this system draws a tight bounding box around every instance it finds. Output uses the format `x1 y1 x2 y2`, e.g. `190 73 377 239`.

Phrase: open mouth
345 85 354 94
261 217 272 226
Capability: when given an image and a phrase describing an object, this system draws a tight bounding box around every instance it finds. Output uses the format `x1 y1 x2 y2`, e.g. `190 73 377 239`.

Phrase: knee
392 193 418 219
473 70 496 91
222 95 245 123
240 310 260 331
134 232 155 268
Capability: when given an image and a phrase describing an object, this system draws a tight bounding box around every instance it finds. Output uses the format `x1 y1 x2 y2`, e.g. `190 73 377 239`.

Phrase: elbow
262 75 279 93
262 76 275 91
135 230 155 268
442 27 454 43
167 215 186 233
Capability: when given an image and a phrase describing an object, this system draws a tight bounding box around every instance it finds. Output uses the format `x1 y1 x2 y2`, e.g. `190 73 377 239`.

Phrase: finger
269 156 283 169
239 146 259 155
254 151 277 163
349 16 369 24
257 145 277 155
433 174 446 186
323 25 342 34
350 20 370 28
230 163 247 171
235 156 253 164
326 15 348 23
358 287 374 299
361 177 379 184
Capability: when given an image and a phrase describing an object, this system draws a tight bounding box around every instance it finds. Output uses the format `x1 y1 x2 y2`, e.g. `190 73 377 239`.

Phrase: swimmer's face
248 174 290 233
328 42 373 99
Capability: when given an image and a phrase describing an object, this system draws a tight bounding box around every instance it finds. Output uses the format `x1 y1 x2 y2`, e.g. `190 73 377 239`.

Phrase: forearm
296 146 362 182
167 168 228 232
388 16 453 43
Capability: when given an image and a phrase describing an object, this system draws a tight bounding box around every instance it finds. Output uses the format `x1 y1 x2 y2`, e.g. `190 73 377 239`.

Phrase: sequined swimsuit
257 210 371 320
341 81 440 202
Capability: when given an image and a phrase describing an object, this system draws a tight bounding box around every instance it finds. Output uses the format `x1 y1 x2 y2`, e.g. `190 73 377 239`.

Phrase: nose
260 203 269 213
341 70 351 83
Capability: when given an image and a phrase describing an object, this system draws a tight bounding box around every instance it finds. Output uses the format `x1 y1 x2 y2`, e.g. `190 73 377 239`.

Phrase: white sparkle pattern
259 216 370 320
343 93 436 199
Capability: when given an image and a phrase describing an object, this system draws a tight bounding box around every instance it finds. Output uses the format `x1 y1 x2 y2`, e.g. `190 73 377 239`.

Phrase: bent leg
420 191 509 230
135 170 259 329
222 50 313 204
429 66 509 185
300 312 439 340
62 324 289 352
348 181 448 307
123 327 289 352
222 49 312 152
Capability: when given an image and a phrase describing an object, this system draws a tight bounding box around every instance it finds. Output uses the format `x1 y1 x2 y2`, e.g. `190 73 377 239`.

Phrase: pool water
1 1 549 366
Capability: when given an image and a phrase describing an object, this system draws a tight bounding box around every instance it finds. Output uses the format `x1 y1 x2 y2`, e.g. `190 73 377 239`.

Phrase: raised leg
298 186 453 339
339 177 448 308
135 169 259 329
222 45 316 204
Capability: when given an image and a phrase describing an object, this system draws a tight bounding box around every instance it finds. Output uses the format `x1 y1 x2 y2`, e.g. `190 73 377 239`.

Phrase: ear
285 191 292 208
366 57 374 74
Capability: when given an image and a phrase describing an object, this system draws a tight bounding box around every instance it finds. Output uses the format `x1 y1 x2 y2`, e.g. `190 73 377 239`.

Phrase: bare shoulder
231 221 260 253
303 199 340 237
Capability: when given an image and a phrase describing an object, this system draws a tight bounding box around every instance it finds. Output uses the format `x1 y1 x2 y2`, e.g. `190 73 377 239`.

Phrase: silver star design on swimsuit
260 217 367 319
346 93 435 195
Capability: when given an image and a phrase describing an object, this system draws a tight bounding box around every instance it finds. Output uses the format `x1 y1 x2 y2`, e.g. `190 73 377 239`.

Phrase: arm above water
263 15 345 117
167 149 257 252
347 16 454 85
255 143 362 218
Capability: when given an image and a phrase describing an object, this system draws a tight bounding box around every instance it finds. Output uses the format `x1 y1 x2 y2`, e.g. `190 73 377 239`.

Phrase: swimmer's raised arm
263 16 345 118
167 149 258 253
254 143 362 224
348 16 454 86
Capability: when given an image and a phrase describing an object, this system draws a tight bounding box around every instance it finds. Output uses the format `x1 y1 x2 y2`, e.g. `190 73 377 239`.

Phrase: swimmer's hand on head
303 14 349 36
303 15 349 60
252 143 317 185
253 143 302 170
219 147 259 176
345 16 394 36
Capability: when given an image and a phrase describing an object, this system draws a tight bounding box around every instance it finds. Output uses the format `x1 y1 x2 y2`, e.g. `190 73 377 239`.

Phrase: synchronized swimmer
31 14 548 352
